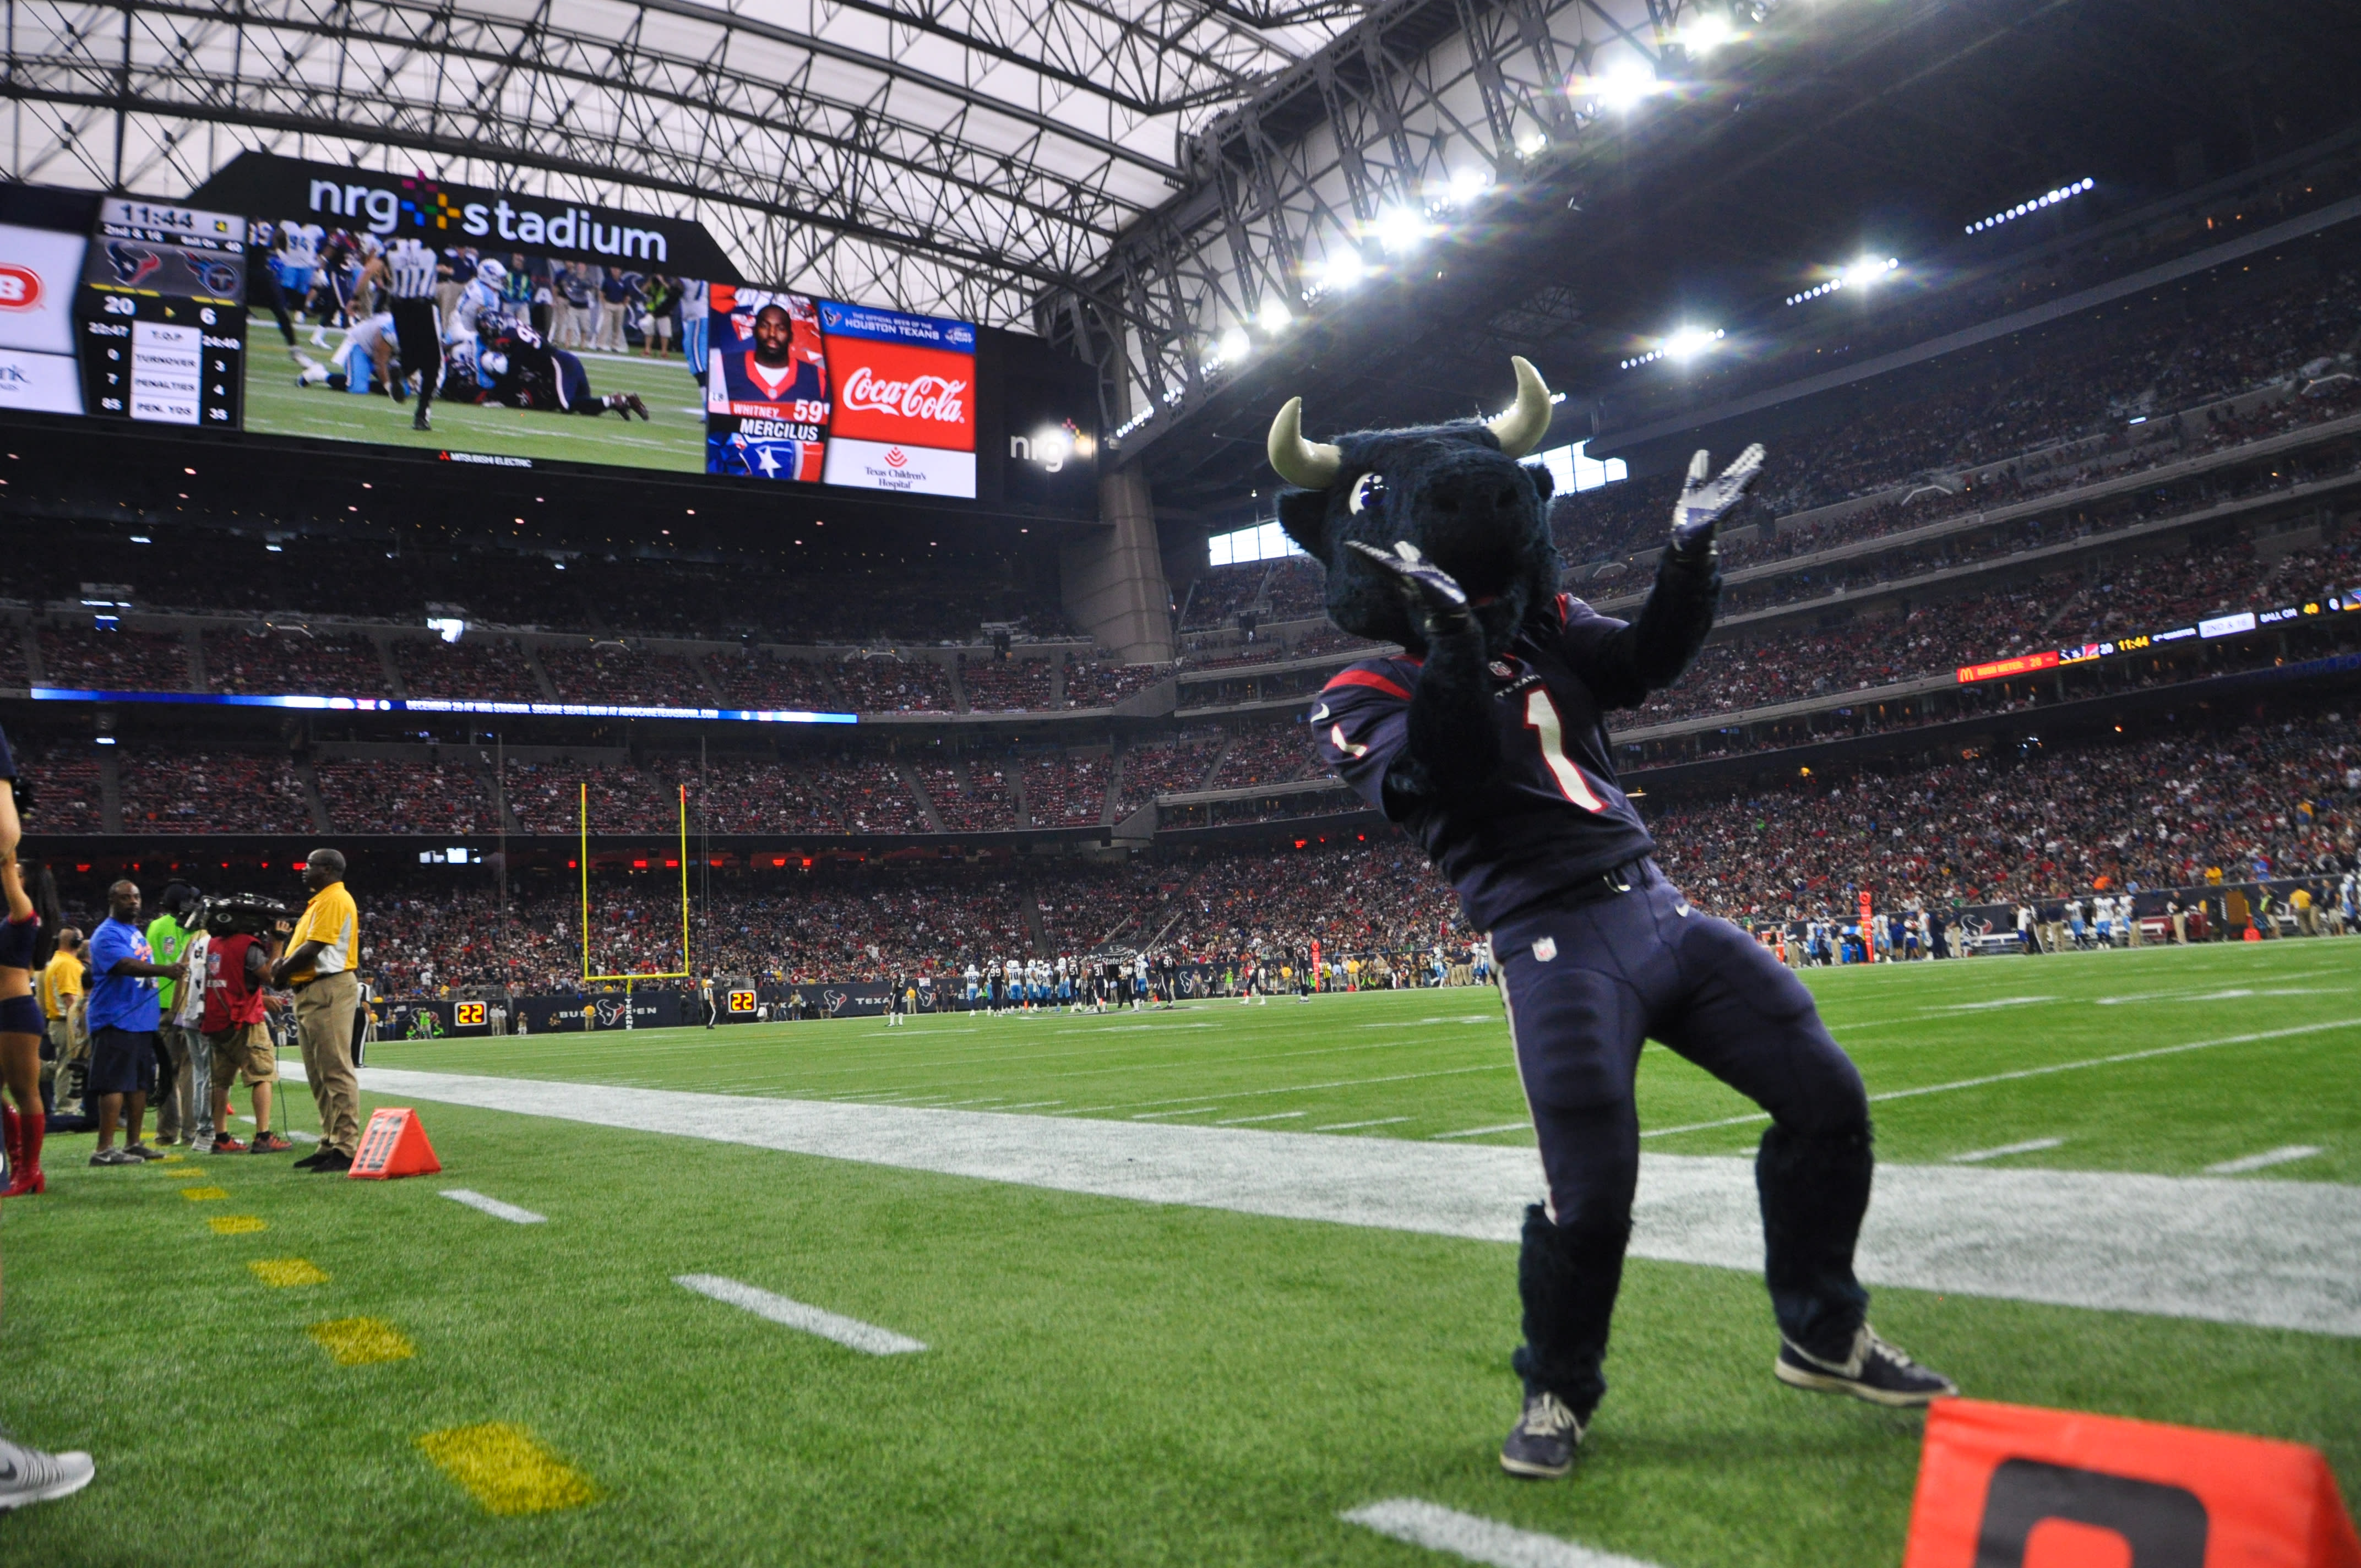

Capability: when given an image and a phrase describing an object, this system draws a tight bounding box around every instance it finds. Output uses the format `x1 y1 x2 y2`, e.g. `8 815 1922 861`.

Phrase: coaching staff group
273 850 361 1173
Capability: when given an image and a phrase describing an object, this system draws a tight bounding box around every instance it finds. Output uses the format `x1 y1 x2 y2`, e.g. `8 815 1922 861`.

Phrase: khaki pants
295 972 361 1155
155 1023 212 1143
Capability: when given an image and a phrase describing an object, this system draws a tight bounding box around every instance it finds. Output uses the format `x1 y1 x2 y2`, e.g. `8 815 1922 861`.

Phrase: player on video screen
706 297 828 481
437 314 648 420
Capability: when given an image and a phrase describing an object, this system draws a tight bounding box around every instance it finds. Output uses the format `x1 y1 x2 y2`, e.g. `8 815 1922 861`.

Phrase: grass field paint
308 1316 416 1366
2209 1146 2326 1174
248 1258 330 1287
178 1185 229 1201
206 1215 268 1234
1342 1499 1667 1567
414 1423 601 1517
674 1275 927 1355
439 1188 547 1224
1949 1139 2066 1163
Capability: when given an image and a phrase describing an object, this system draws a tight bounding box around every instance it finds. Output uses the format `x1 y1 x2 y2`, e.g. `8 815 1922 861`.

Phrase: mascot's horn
1266 396 1342 488
1486 355 1552 458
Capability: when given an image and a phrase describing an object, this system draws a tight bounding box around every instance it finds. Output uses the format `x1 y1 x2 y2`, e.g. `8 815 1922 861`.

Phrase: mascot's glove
1346 540 1473 643
1668 443 1767 559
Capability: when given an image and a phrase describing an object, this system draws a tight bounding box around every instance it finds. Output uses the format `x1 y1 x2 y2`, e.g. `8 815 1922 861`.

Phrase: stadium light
1372 206 1432 253
1786 257 1898 306
1682 12 1735 52
1595 60 1662 113
1319 250 1368 291
1445 166 1491 205
1215 327 1251 364
1256 299 1293 334
1621 326 1723 369
1966 177 2095 233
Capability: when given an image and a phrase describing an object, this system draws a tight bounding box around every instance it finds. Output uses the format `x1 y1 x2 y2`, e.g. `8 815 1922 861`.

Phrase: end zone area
7 940 2354 1565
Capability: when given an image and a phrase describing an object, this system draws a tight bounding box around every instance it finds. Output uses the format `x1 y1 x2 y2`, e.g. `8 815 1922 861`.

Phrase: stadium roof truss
0 0 1358 324
0 0 1680 412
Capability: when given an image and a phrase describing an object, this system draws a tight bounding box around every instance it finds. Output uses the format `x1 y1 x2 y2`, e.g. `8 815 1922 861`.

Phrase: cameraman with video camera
199 896 293 1155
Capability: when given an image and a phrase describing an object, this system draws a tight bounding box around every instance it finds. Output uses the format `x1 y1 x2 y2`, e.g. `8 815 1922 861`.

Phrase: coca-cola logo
0 265 41 309
840 364 968 425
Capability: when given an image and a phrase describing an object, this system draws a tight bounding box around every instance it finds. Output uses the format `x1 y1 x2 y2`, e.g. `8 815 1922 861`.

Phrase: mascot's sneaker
1775 1325 1956 1406
0 1435 94 1510
1499 1391 1586 1478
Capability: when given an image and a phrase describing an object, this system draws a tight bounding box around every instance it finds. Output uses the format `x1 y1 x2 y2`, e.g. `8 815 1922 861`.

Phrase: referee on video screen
383 237 443 433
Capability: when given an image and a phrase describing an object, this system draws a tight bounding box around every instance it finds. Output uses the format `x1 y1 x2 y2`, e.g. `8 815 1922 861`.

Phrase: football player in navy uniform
1270 358 1955 1480
706 298 828 481
437 314 648 420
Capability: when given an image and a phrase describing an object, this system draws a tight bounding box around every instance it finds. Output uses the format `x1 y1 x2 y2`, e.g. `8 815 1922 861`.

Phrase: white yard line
1642 1017 2361 1139
2207 1145 2325 1175
1131 1107 1221 1120
673 1275 925 1355
334 1064 2361 1337
1216 1112 1307 1125
1432 1123 1530 1140
1341 1499 1664 1568
1317 1118 1412 1131
439 1188 547 1224
1949 1138 2065 1164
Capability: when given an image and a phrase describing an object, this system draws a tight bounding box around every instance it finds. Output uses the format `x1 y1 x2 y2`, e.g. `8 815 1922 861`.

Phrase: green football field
7 939 2356 1565
240 326 709 470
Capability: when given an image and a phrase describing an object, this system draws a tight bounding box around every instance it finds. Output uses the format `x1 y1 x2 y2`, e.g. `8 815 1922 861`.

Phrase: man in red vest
199 908 292 1155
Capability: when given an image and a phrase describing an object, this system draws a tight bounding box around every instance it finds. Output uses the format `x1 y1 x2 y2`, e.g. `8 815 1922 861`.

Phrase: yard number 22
1522 690 1608 811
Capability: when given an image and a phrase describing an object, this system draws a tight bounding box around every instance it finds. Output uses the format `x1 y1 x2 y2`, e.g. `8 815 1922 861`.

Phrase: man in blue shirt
86 880 184 1165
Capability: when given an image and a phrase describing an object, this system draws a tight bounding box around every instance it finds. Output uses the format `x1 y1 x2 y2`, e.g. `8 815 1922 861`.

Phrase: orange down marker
347 1108 443 1180
1903 1398 2360 1568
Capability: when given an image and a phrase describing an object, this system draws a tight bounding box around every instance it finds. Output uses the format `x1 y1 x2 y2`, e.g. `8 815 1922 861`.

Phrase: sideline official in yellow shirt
273 850 361 1170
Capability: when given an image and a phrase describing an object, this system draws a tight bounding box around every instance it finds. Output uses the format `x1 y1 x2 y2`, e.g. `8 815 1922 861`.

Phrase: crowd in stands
203 628 388 696
833 656 953 713
541 645 712 707
1548 255 2361 573
315 759 498 835
959 655 1054 712
1649 717 2359 918
394 636 545 701
1210 721 1325 790
117 748 312 833
1114 738 1222 812
1630 532 2361 726
1022 753 1111 827
35 625 191 690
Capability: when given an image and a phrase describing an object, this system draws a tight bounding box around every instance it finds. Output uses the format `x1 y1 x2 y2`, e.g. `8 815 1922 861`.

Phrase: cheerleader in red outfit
0 850 57 1197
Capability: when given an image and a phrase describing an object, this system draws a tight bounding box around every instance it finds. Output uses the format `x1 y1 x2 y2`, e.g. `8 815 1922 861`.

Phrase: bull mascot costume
1269 358 1954 1478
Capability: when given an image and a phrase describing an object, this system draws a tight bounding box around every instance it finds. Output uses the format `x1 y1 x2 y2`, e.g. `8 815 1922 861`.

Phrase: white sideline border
327 1060 2361 1337
440 1188 546 1224
674 1274 926 1355
1342 1499 1666 1568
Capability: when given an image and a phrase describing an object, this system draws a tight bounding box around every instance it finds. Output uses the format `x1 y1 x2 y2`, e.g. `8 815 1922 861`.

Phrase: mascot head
1267 356 1558 656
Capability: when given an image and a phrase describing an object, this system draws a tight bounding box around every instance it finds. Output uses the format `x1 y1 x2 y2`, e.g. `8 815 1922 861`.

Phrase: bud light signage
705 290 978 498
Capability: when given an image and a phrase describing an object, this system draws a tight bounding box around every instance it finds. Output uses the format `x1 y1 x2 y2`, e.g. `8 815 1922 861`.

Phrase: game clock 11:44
74 200 247 428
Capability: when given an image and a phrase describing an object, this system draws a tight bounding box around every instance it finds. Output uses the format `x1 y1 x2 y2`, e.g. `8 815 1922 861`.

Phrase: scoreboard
73 199 246 428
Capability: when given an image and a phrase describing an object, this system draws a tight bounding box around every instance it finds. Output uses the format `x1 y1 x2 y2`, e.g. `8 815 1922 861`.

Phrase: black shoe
1499 1391 1585 1479
412 407 431 432
310 1150 355 1173
291 1148 329 1170
1775 1325 1957 1407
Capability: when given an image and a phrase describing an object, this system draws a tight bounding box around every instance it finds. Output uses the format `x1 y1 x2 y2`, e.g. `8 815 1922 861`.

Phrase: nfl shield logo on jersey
1532 936 1558 962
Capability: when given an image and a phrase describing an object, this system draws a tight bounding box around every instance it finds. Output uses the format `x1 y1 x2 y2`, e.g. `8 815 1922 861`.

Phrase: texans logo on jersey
105 241 162 287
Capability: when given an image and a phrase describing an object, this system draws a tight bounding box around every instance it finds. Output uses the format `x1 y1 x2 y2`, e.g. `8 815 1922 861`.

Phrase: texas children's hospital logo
302 173 671 262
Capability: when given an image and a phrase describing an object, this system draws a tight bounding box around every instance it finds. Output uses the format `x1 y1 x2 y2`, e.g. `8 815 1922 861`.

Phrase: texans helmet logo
105 241 162 287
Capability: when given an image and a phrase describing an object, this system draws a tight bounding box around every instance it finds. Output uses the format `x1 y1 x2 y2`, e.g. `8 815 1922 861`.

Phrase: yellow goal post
579 780 692 983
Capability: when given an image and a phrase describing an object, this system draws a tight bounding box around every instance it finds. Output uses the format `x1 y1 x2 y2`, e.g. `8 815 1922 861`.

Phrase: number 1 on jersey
1522 690 1608 810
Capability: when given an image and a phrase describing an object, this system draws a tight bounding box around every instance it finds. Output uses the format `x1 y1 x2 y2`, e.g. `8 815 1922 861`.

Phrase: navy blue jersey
1316 592 1660 931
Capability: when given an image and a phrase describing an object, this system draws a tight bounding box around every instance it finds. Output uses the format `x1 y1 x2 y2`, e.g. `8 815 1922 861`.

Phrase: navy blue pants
1492 860 1871 1415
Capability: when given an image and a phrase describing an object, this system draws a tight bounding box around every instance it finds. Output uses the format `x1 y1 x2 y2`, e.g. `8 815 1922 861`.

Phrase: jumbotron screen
0 157 981 497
